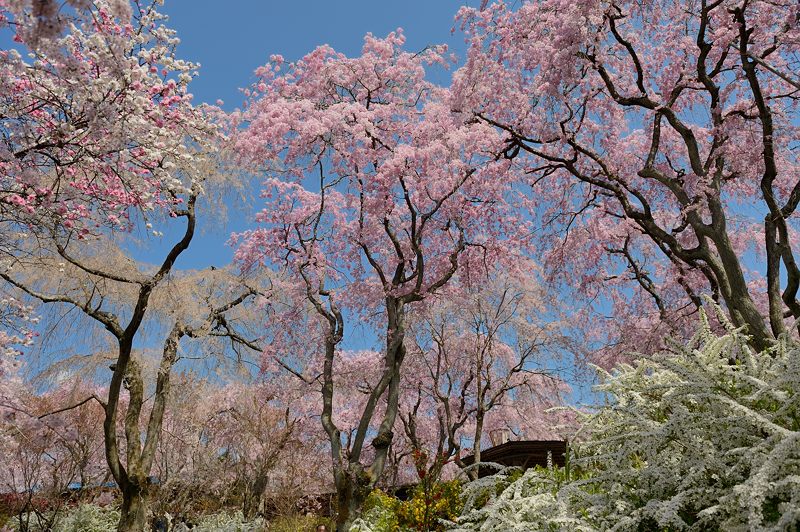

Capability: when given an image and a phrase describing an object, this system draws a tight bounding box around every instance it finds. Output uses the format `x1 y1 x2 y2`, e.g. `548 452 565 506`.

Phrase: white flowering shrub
451 465 595 531
350 517 378 531
4 504 120 532
452 309 800 531
191 510 265 532
55 504 121 532
3 506 273 532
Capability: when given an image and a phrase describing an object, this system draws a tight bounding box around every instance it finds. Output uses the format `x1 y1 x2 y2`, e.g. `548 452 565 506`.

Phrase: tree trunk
334 481 355 532
243 474 269 520
468 410 485 481
334 468 370 532
333 299 408 530
118 484 147 532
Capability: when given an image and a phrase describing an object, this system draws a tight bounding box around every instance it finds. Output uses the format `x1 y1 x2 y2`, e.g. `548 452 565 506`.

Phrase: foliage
2 505 284 532
3 504 120 532
352 482 463 532
55 504 122 532
268 514 332 532
397 480 462 531
353 490 400 532
5 1 800 530
452 465 594 531
453 309 800 531
191 510 265 532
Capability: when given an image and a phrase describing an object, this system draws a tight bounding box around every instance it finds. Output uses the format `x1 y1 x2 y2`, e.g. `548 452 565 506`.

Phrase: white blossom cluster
451 308 800 531
448 464 594 531
1 0 217 235
0 295 37 358
3 506 267 531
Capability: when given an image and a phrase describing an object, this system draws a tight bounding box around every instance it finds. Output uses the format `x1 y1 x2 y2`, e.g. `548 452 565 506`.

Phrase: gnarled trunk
333 466 372 532
118 483 147 532
243 474 269 520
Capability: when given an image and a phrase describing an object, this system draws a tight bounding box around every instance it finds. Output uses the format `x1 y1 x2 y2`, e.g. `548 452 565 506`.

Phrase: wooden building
460 440 568 478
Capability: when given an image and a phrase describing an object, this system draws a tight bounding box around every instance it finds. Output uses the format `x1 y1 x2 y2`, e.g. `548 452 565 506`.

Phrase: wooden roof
461 440 567 477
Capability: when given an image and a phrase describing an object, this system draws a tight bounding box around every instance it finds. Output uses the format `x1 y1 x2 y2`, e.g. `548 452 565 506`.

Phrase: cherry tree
454 0 800 357
232 31 526 530
0 0 213 234
0 2 264 530
0 380 108 531
1 408 73 531
0 293 37 415
37 383 109 491
193 381 302 520
146 376 315 522
397 269 571 484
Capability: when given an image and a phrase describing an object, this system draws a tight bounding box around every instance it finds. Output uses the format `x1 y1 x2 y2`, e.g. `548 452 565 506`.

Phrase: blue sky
161 1 473 110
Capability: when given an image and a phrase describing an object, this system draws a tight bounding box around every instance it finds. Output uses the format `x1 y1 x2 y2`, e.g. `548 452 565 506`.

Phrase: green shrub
354 489 400 531
352 481 463 532
269 514 332 532
397 480 462 531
